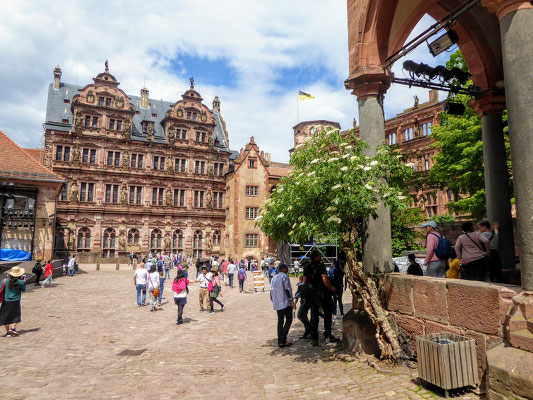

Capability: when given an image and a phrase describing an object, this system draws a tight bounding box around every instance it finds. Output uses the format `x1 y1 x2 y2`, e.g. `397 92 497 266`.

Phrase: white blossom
363 166 372 171
332 184 341 190
341 166 348 172
326 206 337 212
300 221 307 227
370 160 379 167
287 205 293 211
295 144 304 150
332 198 339 204
310 158 320 164
327 216 342 224
398 195 407 200
328 157 339 163
340 143 348 147
342 154 350 159
255 215 263 220
405 162 415 168
350 156 358 161
345 145 353 150
357 164 364 169
307 171 316 177
277 213 284 219
365 183 373 190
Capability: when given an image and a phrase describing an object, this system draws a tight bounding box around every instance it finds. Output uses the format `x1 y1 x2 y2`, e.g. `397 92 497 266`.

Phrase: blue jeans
239 279 245 291
228 273 234 288
158 278 165 303
164 268 170 279
68 268 75 276
42 275 52 286
136 284 146 306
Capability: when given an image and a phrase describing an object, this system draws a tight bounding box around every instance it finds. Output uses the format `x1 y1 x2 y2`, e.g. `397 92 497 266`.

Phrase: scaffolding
277 236 339 268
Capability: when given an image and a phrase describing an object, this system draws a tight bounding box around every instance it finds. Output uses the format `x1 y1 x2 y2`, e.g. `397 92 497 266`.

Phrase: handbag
149 274 160 298
0 279 5 303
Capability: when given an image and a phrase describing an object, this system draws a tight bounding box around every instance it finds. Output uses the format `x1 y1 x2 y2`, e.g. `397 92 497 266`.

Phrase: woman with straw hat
0 266 27 337
208 266 225 314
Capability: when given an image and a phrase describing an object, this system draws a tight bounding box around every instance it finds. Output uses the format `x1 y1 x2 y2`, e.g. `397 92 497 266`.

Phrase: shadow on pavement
16 327 41 335
262 337 341 364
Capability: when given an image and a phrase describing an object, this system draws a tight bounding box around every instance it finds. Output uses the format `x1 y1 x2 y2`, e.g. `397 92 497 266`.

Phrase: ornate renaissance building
42 64 231 261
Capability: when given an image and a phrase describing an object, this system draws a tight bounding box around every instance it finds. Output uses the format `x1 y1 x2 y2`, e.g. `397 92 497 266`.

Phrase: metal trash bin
416 333 478 398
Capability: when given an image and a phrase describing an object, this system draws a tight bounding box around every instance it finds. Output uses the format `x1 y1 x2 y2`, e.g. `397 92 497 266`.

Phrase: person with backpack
422 221 450 277
32 258 43 286
237 264 247 293
331 260 345 319
172 268 189 324
208 267 225 314
227 260 237 288
0 266 27 337
455 221 491 281
267 264 277 283
479 220 503 282
156 258 164 274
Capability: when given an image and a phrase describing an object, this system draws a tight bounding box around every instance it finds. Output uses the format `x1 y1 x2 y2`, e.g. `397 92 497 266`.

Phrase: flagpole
296 89 299 124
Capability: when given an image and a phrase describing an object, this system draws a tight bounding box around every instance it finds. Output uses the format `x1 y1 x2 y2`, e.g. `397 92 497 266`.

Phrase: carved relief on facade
123 152 130 169
70 183 78 203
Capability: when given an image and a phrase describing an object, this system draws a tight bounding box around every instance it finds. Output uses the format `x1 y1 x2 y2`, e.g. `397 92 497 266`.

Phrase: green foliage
391 207 424 256
257 129 413 252
431 213 456 224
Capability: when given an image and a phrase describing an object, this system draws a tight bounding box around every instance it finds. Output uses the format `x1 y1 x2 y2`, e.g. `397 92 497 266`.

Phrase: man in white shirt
270 263 296 347
134 263 148 307
67 255 76 276
227 260 237 288
196 266 212 311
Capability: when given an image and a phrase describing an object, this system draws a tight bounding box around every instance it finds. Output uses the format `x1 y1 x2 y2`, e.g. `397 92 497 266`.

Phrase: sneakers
221 305 226 311
207 311 214 315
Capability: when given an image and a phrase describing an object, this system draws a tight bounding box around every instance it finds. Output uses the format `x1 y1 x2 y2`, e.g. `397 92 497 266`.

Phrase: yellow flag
298 90 315 100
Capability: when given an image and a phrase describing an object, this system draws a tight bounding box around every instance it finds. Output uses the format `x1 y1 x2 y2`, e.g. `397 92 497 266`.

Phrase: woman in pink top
455 221 491 282
172 269 189 325
208 268 225 314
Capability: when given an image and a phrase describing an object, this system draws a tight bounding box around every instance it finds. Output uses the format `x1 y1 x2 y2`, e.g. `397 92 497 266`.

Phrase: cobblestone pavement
1 269 479 400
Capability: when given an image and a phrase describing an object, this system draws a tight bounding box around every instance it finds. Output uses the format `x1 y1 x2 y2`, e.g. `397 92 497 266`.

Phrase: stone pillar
470 94 515 270
498 4 533 290
346 71 393 274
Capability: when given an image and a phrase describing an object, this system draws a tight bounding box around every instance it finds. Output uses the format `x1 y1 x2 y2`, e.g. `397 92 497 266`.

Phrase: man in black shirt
303 250 340 346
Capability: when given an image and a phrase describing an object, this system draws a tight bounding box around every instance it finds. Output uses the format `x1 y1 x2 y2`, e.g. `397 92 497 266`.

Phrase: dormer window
152 113 157 118
192 113 197 121
98 97 104 106
105 98 111 107
187 111 192 120
249 159 256 169
142 122 148 134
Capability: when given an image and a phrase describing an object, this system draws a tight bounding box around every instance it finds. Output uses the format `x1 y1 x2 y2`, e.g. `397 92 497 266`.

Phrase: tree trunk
341 243 403 360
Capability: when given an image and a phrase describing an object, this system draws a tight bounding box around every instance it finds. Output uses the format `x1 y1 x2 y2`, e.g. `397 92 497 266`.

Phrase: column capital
344 69 392 101
468 90 506 116
481 0 533 20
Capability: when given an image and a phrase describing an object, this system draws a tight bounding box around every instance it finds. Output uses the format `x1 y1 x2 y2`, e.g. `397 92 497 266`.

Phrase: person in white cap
0 266 27 337
422 221 446 277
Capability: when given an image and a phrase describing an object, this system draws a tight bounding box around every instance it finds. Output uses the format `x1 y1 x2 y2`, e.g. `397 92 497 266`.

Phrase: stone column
497 3 533 289
346 71 393 274
470 94 515 270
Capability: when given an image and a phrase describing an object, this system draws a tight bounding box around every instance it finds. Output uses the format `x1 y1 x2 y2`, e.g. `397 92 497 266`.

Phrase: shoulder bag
149 274 160 298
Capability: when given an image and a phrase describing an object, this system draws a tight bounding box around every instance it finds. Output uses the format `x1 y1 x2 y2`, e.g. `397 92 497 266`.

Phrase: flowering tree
257 128 413 359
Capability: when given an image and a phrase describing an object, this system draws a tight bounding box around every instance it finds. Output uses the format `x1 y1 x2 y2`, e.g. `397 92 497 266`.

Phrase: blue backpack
431 233 452 259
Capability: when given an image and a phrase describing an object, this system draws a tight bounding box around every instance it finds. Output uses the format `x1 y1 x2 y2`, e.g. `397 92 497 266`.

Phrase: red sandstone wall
382 274 521 382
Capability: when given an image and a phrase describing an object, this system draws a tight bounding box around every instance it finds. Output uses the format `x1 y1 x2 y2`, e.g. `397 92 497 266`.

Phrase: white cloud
0 2 447 162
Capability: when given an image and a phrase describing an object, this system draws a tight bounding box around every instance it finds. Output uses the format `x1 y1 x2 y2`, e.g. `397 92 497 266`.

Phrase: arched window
172 229 184 254
77 227 91 252
193 230 202 259
102 228 116 258
127 228 140 244
150 229 162 254
213 230 221 246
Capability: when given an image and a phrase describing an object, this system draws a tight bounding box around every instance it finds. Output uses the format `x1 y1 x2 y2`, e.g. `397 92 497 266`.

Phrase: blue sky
0 1 454 163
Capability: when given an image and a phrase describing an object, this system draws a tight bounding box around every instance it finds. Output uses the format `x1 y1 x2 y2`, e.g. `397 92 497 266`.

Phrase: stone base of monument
342 309 380 356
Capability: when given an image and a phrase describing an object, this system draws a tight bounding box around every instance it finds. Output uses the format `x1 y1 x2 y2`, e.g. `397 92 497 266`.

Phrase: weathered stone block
510 348 533 399
424 320 465 336
465 330 487 379
342 309 379 356
447 280 501 335
412 277 449 323
393 313 424 355
384 275 414 315
486 343 513 397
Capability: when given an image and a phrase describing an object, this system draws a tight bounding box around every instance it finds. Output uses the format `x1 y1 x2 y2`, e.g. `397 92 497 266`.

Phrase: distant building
41 64 230 261
224 137 291 261
0 129 63 261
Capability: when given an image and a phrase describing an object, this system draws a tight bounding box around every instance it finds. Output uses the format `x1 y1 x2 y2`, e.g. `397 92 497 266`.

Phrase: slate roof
0 130 63 183
44 82 231 152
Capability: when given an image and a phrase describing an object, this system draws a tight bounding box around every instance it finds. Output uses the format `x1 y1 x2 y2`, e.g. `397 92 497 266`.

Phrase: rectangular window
173 189 186 207
195 160 199 174
116 121 122 131
245 207 259 219
152 188 164 206
249 159 256 168
425 160 430 170
196 132 200 142
92 117 98 128
409 128 414 141
109 119 115 130
245 233 259 248
105 185 111 203
55 146 63 161
131 154 137 168
85 116 91 127
114 152 120 167
142 123 147 134
138 155 143 168
160 157 165 170
427 123 432 135
129 186 142 205
153 156 159 170
159 188 164 205
181 129 187 140
129 186 135 205
87 183 94 202
82 149 89 164
63 146 70 161
60 183 68 201
98 97 104 106
175 158 186 173
107 151 113 166
113 185 118 203
245 185 259 196
80 183 87 202
194 191 204 208
214 163 219 176
187 111 191 120
105 98 111 107
180 189 185 207
423 124 427 136
193 113 197 121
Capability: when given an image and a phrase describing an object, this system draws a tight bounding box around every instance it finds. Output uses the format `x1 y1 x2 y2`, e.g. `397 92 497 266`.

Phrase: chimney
429 89 439 103
140 87 149 108
53 65 62 89
264 153 271 162
213 96 221 113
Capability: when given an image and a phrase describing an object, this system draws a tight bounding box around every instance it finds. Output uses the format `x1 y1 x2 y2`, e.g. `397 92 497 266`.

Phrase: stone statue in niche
164 234 171 250
208 135 214 148
70 183 78 203
166 158 173 174
414 117 420 137
206 192 213 209
166 190 172 206
73 146 80 162
205 234 213 250
146 123 154 143
74 113 83 134
120 186 127 205
168 127 175 144
123 152 130 168
119 234 126 250
123 122 131 139
207 163 214 177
